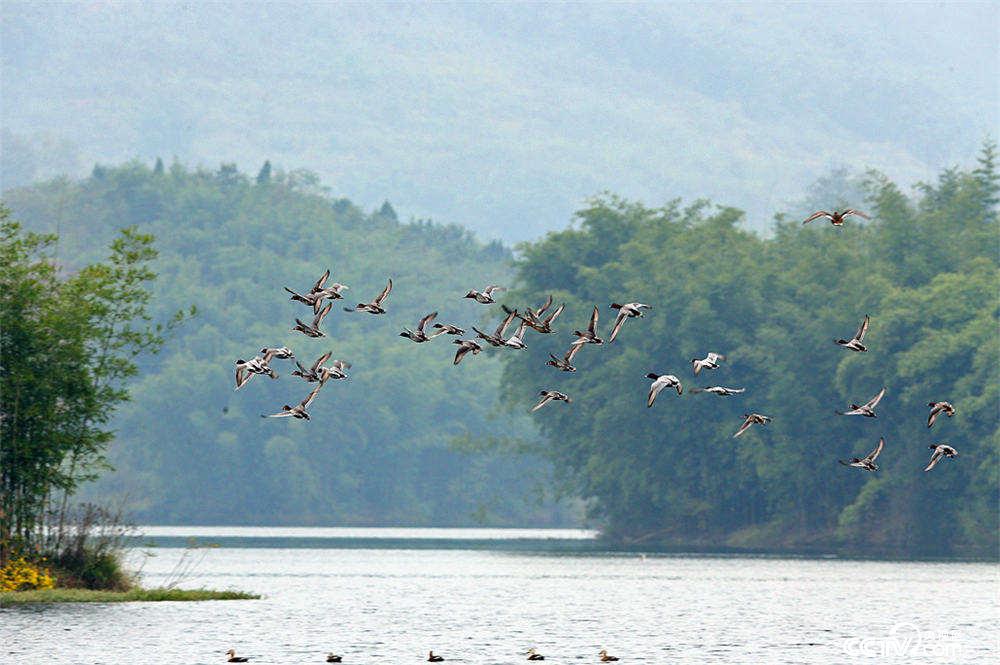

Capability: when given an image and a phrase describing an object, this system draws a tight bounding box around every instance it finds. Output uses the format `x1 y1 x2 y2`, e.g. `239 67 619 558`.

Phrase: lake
2 527 997 664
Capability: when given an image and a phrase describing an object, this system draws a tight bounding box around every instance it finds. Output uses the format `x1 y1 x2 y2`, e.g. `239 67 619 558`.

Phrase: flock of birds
225 648 618 662
233 208 960 474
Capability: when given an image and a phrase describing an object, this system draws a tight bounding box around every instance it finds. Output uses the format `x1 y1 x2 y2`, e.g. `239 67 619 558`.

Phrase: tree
256 160 272 185
0 207 183 565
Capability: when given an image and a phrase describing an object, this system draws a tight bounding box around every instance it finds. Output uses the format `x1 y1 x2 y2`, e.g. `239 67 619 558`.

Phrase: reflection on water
2 529 997 664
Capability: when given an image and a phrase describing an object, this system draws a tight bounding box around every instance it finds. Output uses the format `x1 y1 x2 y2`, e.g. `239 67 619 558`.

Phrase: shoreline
0 587 260 606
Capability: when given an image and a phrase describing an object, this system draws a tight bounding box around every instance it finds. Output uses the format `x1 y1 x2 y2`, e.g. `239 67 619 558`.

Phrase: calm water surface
2 528 997 664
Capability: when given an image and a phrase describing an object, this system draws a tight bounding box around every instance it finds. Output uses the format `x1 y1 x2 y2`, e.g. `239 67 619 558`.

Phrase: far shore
0 588 259 606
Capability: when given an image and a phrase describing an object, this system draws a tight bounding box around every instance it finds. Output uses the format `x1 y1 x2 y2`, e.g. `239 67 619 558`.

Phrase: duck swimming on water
599 649 619 662
326 654 342 663
526 647 545 660
225 649 249 663
427 651 445 662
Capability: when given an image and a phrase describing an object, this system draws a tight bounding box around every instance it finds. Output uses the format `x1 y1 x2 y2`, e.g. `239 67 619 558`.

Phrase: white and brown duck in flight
292 302 333 338
259 346 294 360
431 322 465 336
526 647 545 660
532 390 571 412
473 307 518 347
691 352 725 375
802 209 870 226
345 279 392 314
427 651 445 662
546 343 582 372
927 401 956 428
504 321 529 350
572 305 603 345
646 373 682 406
519 295 564 334
835 315 870 352
284 269 349 313
261 383 323 420
225 649 249 663
464 284 505 304
318 359 351 382
234 355 278 390
924 444 958 471
836 387 886 418
400 311 438 343
691 386 745 396
291 351 332 383
839 437 884 471
733 412 771 438
599 650 620 662
452 339 483 365
608 302 651 342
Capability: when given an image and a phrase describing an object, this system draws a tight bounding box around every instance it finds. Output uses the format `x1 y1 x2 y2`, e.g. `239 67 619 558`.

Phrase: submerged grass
0 587 259 606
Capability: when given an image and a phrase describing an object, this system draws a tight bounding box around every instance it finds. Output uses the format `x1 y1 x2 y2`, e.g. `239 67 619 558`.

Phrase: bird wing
608 311 628 343
311 351 333 372
453 345 471 365
373 279 393 306
262 349 277 364
564 343 582 363
532 394 554 412
733 416 754 438
417 311 438 332
692 359 702 375
843 209 870 220
262 409 295 418
496 308 518 337
865 387 886 409
284 286 304 299
729 388 746 394
924 449 943 472
311 269 330 292
927 406 941 428
484 285 506 296
544 303 565 325
235 366 248 389
867 437 885 462
312 302 333 327
300 384 323 409
854 315 870 342
647 382 664 407
588 305 600 334
802 211 832 224
536 294 553 316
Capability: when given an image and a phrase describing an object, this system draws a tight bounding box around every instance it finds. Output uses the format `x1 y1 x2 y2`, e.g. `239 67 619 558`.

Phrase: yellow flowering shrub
0 557 56 591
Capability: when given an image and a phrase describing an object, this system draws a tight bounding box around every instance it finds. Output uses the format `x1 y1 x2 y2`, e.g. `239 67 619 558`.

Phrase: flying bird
345 279 392 314
259 346 294 360
464 284 505 304
473 307 518 347
519 295 565 334
284 269 349 313
691 386 745 396
290 351 332 383
400 311 438 343
531 390 572 412
504 321 529 349
839 437 884 471
291 302 333 337
733 412 771 438
452 339 483 365
234 356 278 390
927 401 956 428
572 305 603 345
261 384 323 420
431 322 466 336
608 302 651 342
546 343 582 372
692 352 726 375
836 387 886 418
802 209 871 226
835 315 870 352
318 359 351 382
646 373 682 407
924 444 958 472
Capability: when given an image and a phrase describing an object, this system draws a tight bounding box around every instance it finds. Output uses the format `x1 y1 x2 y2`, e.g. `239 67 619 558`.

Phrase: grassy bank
0 587 259 606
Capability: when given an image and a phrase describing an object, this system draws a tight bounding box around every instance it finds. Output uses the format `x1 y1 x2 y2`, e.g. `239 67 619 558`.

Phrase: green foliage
3 162 572 528
499 145 999 556
0 208 176 564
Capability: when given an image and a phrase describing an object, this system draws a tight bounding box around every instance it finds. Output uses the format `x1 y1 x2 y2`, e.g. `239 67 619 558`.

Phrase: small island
1 587 259 606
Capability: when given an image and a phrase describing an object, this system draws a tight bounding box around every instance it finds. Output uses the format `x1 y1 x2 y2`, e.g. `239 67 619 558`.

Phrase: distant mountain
2 3 995 240
4 162 577 527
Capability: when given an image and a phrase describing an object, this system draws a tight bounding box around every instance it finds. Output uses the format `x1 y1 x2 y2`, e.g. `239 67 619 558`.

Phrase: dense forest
497 145 999 557
3 161 575 527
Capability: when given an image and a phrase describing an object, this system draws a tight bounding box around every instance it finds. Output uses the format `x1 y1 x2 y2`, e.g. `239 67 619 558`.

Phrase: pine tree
256 160 272 185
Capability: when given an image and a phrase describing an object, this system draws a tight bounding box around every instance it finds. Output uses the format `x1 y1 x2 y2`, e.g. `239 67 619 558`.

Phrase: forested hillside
498 146 999 557
3 161 574 526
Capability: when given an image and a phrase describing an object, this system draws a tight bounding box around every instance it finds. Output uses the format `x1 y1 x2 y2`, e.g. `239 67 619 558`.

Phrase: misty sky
2 1 997 241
